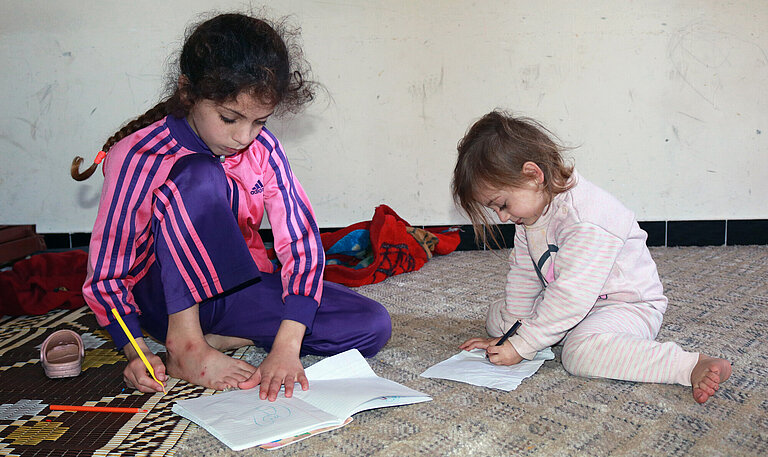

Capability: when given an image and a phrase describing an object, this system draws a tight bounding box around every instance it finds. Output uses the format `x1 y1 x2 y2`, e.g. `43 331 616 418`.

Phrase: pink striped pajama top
498 171 668 360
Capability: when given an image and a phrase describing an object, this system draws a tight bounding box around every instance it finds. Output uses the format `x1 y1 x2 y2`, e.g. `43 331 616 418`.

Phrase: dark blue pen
496 320 522 346
486 320 522 360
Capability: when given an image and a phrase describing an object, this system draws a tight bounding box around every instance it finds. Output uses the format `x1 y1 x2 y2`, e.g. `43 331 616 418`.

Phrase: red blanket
321 205 460 287
0 250 88 315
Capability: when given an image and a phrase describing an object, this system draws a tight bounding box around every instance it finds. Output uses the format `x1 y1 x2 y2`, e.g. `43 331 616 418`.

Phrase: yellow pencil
111 307 166 393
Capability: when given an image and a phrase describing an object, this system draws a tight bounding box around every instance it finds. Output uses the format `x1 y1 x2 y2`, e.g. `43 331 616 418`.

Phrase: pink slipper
40 329 84 378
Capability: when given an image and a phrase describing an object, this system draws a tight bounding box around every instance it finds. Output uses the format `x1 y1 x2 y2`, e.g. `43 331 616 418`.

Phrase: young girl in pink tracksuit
73 13 390 401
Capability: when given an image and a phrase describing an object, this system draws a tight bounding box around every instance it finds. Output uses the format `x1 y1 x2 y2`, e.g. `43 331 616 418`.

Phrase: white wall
1 0 766 232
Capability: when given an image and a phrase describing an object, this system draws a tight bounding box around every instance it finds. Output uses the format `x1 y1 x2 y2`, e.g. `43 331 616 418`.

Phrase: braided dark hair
71 13 315 181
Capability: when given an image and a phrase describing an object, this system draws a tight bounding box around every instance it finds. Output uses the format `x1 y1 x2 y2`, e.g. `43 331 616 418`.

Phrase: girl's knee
561 332 610 375
319 284 392 356
485 299 506 337
357 302 392 357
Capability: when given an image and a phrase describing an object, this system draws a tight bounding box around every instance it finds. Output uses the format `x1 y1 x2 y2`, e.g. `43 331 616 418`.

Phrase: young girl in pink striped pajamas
452 110 730 403
71 13 390 401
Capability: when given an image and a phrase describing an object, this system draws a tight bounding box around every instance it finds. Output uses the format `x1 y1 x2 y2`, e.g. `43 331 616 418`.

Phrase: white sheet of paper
420 347 555 391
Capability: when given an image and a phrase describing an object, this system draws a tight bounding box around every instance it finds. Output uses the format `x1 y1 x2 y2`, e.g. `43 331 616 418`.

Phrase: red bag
321 205 460 287
0 250 88 315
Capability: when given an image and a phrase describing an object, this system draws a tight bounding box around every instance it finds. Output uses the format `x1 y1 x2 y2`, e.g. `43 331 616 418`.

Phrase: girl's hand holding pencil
460 337 524 365
122 338 168 393
484 340 524 365
111 307 167 393
460 321 524 366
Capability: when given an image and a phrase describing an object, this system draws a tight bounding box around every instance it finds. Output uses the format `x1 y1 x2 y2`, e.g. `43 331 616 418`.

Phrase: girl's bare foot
690 354 732 404
164 305 256 390
166 338 256 390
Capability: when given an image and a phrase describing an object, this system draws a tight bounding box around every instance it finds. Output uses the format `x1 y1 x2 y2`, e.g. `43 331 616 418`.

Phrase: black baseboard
725 220 768 245
42 219 768 251
638 221 666 247
441 219 767 249
41 232 91 250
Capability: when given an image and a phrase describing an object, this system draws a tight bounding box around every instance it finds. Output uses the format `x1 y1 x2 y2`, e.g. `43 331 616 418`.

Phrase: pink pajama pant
487 299 699 386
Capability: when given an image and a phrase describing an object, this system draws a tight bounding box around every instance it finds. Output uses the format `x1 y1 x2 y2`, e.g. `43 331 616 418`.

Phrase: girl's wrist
122 338 148 361
271 319 306 355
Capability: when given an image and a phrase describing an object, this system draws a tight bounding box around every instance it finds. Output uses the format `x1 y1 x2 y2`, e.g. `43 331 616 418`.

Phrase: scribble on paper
252 404 291 426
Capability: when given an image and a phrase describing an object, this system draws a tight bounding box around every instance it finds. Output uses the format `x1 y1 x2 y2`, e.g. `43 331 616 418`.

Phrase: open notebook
172 349 431 450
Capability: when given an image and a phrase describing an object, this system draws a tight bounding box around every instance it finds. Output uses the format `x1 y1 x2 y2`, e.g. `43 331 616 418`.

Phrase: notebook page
349 395 432 415
293 377 430 419
172 389 340 451
304 348 378 381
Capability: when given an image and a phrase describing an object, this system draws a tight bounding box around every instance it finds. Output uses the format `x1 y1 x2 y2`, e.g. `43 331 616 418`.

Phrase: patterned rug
0 306 239 456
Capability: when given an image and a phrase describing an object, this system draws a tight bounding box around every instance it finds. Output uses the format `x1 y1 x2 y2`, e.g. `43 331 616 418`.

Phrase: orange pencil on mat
50 405 148 413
